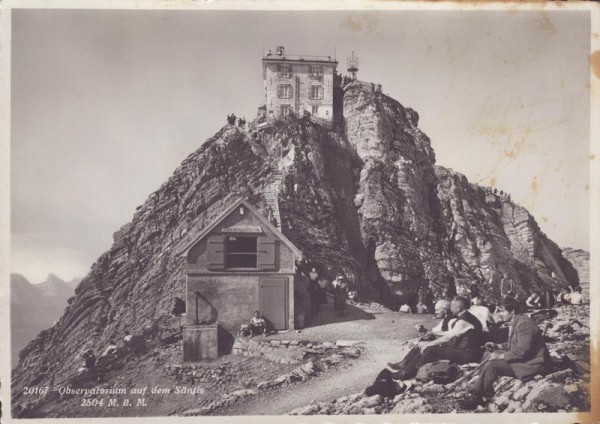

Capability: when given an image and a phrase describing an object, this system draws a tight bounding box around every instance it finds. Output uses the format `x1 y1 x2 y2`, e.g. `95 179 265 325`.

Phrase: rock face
11 80 582 409
562 248 590 299
10 274 75 368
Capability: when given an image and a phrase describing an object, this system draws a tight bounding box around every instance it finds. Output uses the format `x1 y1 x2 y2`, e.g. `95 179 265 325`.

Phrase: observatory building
262 46 338 122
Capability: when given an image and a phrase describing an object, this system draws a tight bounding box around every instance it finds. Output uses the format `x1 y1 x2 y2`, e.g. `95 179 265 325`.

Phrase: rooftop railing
262 53 337 63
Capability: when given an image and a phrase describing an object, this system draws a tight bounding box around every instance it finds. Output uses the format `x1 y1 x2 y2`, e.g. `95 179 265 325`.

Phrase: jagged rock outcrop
432 169 579 297
12 80 582 410
562 248 589 299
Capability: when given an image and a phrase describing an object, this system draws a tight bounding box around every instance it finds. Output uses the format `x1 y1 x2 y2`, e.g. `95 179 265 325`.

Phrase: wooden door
260 277 287 330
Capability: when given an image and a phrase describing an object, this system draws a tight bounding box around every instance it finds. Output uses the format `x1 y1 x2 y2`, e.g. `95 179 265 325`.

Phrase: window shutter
206 235 225 270
278 85 282 99
257 236 276 270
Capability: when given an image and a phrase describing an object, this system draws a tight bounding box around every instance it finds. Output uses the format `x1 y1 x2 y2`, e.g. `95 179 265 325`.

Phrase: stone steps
264 167 284 228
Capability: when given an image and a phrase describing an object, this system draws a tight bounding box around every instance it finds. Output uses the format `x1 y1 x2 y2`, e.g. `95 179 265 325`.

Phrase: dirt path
217 298 435 415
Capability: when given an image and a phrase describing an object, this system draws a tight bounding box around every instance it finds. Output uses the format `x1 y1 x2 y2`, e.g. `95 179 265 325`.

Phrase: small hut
178 198 304 360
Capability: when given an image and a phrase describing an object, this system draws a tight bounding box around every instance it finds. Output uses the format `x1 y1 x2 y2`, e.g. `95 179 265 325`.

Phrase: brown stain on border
590 154 596 161
591 51 600 79
575 340 599 423
539 12 556 34
341 15 363 32
530 176 538 193
340 13 380 35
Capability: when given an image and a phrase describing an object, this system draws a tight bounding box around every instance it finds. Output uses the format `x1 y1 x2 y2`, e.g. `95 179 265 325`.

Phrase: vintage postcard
1 1 598 423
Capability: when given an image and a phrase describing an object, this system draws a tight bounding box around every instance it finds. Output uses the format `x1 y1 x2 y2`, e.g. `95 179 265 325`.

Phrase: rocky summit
11 79 584 411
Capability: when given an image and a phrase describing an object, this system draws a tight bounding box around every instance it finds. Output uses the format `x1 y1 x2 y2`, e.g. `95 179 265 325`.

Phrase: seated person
469 297 492 333
459 296 550 410
416 302 429 314
525 292 542 309
391 297 482 378
430 299 456 335
569 286 584 305
388 299 455 370
399 304 412 314
557 289 571 304
249 311 267 336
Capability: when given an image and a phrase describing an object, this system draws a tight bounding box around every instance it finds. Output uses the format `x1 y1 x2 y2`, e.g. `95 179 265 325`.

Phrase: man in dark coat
459 296 550 410
391 296 483 379
415 296 483 365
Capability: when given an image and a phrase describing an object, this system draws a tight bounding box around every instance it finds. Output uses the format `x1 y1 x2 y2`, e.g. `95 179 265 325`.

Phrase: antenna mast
347 51 359 80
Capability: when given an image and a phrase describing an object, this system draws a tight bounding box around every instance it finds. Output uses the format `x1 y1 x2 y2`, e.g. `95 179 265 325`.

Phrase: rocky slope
287 305 591 415
11 80 583 411
10 274 75 367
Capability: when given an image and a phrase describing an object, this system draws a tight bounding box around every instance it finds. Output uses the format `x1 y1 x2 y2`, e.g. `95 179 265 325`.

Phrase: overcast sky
11 9 591 283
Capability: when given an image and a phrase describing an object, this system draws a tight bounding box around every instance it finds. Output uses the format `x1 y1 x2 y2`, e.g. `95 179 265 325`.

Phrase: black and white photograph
3 1 598 421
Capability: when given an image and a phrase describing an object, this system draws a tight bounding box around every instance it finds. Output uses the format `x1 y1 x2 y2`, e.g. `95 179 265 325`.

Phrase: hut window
225 236 258 268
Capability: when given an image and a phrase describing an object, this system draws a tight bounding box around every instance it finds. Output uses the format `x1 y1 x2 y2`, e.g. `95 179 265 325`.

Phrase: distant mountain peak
42 273 66 285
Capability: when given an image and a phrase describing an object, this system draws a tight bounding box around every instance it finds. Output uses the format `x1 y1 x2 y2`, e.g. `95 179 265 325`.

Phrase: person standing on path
308 268 321 316
317 274 329 305
332 275 348 317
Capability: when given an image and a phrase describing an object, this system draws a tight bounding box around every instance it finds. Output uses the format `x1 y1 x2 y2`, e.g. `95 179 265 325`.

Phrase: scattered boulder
352 394 383 409
531 386 572 411
391 395 433 414
288 404 319 415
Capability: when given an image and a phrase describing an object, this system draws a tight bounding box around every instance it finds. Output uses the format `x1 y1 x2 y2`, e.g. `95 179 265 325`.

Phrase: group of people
378 274 583 409
308 268 349 318
388 294 551 409
385 271 585 410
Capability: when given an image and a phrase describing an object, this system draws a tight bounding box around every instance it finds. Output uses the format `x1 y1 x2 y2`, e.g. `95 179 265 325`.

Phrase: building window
280 105 291 118
279 64 291 78
278 84 293 99
225 236 257 268
311 65 322 77
310 86 322 100
312 105 319 115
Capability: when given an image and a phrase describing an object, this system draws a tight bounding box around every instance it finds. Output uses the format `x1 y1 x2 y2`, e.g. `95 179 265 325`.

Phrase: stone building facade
262 46 338 122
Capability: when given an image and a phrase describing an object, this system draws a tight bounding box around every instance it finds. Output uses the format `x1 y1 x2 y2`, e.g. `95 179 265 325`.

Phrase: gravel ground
32 296 435 417
216 297 435 415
